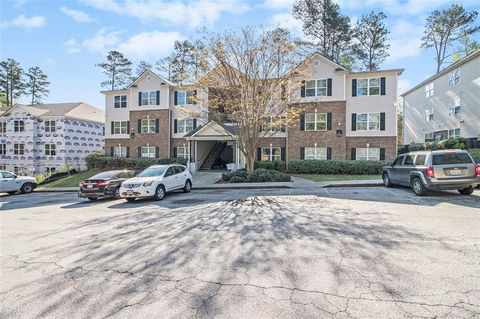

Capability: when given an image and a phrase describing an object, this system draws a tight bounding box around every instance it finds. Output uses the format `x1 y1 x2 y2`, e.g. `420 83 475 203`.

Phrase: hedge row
85 154 187 170
254 160 286 171
398 138 466 154
222 168 291 183
287 160 385 175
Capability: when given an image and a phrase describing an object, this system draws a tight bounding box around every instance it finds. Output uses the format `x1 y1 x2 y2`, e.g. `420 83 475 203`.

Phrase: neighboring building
402 50 480 146
0 103 105 175
103 53 403 171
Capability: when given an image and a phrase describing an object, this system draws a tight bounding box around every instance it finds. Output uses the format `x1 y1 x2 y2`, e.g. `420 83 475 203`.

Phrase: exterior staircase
200 142 226 170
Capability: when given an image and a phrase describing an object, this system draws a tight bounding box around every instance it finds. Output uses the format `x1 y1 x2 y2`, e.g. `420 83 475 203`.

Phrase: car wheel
153 185 165 201
183 179 192 193
20 183 34 194
411 177 427 196
114 187 121 199
87 197 97 201
458 187 474 195
126 198 136 202
7 191 17 195
382 173 393 188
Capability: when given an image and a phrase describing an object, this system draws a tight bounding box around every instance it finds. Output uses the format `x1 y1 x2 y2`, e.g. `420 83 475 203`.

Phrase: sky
1 0 479 110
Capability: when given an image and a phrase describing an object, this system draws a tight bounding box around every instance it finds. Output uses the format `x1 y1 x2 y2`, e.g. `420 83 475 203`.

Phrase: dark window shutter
173 147 177 158
126 121 130 134
327 78 332 96
110 147 114 156
380 148 386 161
257 148 262 161
111 122 114 135
156 91 160 105
174 119 178 133
300 113 305 131
155 147 159 158
351 113 357 131
193 118 197 129
300 80 305 97
380 77 386 95
327 112 332 130
193 90 197 104
352 79 357 97
281 148 286 161
138 92 142 106
138 147 142 158
137 119 142 133
280 122 286 132
327 147 332 160
300 147 305 160
155 119 160 133
380 112 386 131
351 148 356 160
174 91 178 105
126 147 130 158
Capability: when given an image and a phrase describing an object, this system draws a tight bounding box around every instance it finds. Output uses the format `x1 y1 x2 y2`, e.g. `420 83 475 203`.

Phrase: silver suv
383 150 480 196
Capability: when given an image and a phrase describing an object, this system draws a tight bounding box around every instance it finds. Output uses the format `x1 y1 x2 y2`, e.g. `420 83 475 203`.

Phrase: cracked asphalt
0 187 479 318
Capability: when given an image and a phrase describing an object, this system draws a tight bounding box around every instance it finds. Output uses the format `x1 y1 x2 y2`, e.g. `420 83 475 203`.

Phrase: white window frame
261 147 281 161
45 143 56 156
44 120 56 133
357 78 380 96
304 146 327 160
424 132 434 142
141 119 156 134
425 83 434 98
448 128 460 139
448 98 460 116
114 95 127 108
305 112 327 131
177 90 194 105
177 146 189 159
356 148 380 161
0 143 5 155
113 146 127 158
141 91 156 106
356 113 380 131
424 108 434 122
305 79 327 97
113 121 128 135
448 69 460 87
14 120 25 132
13 143 24 155
176 119 194 134
0 121 6 133
141 146 156 158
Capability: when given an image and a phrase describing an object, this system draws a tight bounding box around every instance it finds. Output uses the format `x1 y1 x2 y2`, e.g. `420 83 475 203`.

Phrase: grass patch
292 174 381 182
41 171 99 188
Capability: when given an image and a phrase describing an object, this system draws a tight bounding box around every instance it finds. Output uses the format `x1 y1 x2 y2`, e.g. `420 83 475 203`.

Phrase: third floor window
0 121 5 133
44 120 56 133
448 69 460 87
425 83 434 98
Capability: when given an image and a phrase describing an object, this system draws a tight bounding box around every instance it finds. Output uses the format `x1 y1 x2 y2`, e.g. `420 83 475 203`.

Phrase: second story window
114 95 127 108
44 120 56 133
45 143 56 156
357 78 380 96
141 119 157 134
261 147 281 161
424 108 434 122
305 113 327 131
0 121 5 133
177 119 194 134
306 79 327 97
0 143 5 155
448 69 460 87
140 91 158 106
112 121 128 135
13 143 24 155
425 83 434 98
448 128 460 139
14 120 25 132
176 90 195 105
356 113 380 131
448 98 461 116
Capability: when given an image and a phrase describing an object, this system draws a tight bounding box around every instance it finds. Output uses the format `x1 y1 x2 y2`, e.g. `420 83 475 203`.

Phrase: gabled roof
292 52 349 74
129 69 174 87
184 120 236 139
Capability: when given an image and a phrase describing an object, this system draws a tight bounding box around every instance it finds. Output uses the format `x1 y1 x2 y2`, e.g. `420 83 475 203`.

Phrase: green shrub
221 168 291 183
287 160 384 175
85 154 187 170
246 168 272 183
269 170 291 182
230 176 246 183
221 172 232 181
254 160 286 171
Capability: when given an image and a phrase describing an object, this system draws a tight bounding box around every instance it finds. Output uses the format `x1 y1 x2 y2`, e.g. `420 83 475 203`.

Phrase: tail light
96 181 109 186
475 164 480 176
426 166 435 177
79 182 84 188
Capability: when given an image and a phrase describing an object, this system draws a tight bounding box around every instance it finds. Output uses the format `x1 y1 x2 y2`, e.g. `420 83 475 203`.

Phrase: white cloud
64 38 81 54
60 6 93 22
118 31 184 59
269 13 304 37
262 0 294 9
82 28 123 54
44 58 56 65
386 19 424 63
82 0 249 28
2 14 46 29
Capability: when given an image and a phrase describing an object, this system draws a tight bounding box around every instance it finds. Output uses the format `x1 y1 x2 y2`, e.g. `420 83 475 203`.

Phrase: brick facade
105 138 131 156
129 110 170 157
346 136 397 161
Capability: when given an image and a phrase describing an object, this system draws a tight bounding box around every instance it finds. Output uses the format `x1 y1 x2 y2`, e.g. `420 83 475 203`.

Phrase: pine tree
171 40 195 85
26 66 50 104
135 60 153 77
0 59 25 107
96 51 132 90
155 55 175 81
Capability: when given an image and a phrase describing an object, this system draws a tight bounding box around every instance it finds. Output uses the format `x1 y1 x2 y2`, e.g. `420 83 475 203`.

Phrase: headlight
143 181 153 187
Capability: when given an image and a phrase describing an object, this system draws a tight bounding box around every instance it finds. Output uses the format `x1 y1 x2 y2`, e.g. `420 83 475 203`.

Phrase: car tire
153 185 166 201
114 187 121 199
411 177 427 196
7 191 17 195
183 179 192 193
87 197 97 201
382 173 393 188
126 198 136 202
20 183 34 194
458 187 475 195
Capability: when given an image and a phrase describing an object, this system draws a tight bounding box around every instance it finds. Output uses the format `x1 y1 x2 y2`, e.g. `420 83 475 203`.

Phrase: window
305 113 327 131
433 153 472 165
448 128 460 139
113 121 128 134
403 155 414 165
141 91 156 106
425 83 434 98
414 155 426 166
45 143 56 156
424 108 434 122
141 119 156 134
14 120 25 132
448 98 460 116
305 79 327 97
114 146 127 157
13 167 19 175
13 143 24 155
448 69 460 87
304 147 327 160
177 90 195 105
0 121 5 133
177 146 189 159
45 167 56 174
44 120 56 133
424 133 434 142
141 146 156 158
261 147 281 161
356 148 380 161
392 155 404 166
0 144 5 155
434 132 446 141
114 95 127 108
176 119 195 134
174 166 186 174
357 78 380 96
356 113 380 131
0 165 7 170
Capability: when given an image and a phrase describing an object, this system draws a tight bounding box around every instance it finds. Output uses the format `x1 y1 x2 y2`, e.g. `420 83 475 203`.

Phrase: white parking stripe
381 187 423 204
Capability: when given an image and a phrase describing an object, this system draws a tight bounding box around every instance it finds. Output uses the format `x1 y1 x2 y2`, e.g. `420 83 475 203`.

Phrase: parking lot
1 187 479 318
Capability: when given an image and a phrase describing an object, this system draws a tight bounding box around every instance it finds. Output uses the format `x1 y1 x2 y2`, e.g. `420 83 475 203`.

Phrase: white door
1 172 20 192
162 167 177 191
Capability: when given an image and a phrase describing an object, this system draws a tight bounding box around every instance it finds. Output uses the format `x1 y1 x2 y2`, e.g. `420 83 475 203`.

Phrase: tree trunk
246 153 255 173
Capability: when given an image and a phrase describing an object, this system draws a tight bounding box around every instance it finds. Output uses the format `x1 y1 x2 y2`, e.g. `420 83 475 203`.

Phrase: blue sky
1 0 479 109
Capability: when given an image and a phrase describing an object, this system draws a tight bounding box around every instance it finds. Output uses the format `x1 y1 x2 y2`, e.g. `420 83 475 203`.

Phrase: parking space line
381 187 424 205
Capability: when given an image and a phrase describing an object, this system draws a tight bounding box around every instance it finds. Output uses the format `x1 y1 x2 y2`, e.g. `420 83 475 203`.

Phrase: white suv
0 171 37 195
119 164 193 202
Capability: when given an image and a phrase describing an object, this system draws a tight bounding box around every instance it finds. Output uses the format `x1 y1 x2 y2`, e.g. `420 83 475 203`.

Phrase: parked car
0 171 37 195
119 164 192 202
383 150 480 196
78 170 136 201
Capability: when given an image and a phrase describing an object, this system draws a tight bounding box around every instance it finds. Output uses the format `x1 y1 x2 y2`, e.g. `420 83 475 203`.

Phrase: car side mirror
13 175 17 179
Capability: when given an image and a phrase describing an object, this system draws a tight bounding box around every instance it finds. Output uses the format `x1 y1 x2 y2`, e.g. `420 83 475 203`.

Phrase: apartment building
0 102 105 175
402 50 480 147
103 53 403 171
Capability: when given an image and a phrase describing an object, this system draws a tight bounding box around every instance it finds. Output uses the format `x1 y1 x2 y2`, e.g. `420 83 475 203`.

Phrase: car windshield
138 167 167 177
90 171 117 180
432 153 472 165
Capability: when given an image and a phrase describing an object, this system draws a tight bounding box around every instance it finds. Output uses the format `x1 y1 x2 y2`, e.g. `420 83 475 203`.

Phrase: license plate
87 185 93 189
126 190 133 195
450 169 462 175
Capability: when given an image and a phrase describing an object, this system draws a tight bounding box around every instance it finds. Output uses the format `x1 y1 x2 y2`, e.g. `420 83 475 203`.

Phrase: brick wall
105 138 130 156
129 110 170 157
346 136 397 160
